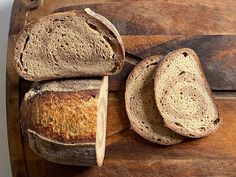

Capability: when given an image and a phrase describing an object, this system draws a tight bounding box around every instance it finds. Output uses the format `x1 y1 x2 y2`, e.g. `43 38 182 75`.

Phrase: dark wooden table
7 0 236 176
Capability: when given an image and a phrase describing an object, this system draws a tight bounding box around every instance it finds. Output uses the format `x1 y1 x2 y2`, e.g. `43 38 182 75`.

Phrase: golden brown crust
22 90 99 144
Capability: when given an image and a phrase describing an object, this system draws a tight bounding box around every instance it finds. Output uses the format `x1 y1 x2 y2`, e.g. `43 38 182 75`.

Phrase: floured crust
20 78 109 166
154 48 221 138
125 55 185 145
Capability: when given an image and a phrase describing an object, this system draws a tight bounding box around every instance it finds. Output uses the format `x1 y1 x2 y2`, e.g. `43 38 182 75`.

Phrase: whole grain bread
13 8 125 81
21 77 108 166
154 48 220 138
125 56 185 145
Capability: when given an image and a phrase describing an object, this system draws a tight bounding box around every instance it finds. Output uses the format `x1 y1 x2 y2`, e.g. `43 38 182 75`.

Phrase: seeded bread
154 48 220 138
125 56 185 145
21 77 108 166
13 8 125 81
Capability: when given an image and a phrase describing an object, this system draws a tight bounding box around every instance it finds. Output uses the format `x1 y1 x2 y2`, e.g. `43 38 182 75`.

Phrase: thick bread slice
125 56 185 145
21 77 108 166
154 48 220 138
13 8 125 81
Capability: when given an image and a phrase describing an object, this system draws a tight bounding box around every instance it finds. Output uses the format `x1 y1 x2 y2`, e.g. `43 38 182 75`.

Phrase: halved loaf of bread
154 48 220 138
125 56 185 145
13 8 124 81
21 77 108 166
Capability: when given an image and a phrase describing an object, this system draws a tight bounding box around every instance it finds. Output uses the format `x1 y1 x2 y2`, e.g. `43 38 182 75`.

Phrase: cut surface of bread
154 48 220 138
13 8 124 81
125 56 185 145
21 77 108 166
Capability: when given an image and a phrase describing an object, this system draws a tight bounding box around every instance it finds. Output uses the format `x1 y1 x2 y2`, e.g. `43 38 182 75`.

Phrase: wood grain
18 98 236 177
52 0 236 35
6 78 27 177
123 35 236 90
7 0 236 177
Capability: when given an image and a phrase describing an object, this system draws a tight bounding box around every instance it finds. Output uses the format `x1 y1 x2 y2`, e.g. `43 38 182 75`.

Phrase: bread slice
125 56 185 145
13 8 125 81
21 77 108 166
154 48 220 138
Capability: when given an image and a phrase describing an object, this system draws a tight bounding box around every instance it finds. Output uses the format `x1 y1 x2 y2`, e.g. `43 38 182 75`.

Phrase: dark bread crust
84 8 125 67
27 130 97 166
13 9 125 81
154 48 220 138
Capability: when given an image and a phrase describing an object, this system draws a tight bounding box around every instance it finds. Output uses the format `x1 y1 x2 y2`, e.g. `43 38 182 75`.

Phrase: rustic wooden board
11 98 236 177
53 0 236 35
6 0 236 177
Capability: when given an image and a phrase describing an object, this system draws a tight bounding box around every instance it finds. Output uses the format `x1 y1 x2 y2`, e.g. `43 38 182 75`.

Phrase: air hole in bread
199 127 205 131
87 22 99 32
149 62 158 66
157 138 161 141
52 55 58 63
53 19 65 23
188 134 194 137
214 118 220 124
19 53 24 67
174 122 183 127
46 28 52 33
23 36 30 50
179 71 186 75
182 52 188 57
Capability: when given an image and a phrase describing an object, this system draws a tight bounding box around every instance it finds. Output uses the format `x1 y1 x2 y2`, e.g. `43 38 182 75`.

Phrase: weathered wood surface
53 0 236 35
6 0 236 177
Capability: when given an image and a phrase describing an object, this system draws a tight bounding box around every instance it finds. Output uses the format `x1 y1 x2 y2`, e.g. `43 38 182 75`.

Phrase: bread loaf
21 77 108 166
13 8 124 81
125 56 185 145
154 48 220 138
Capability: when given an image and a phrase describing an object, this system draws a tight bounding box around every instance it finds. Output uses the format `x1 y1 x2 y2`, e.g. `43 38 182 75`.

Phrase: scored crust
125 55 185 145
21 77 108 166
13 9 125 81
154 48 221 138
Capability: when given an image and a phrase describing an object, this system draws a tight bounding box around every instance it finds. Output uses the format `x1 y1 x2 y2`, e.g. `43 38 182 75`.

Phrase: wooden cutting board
7 0 236 177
